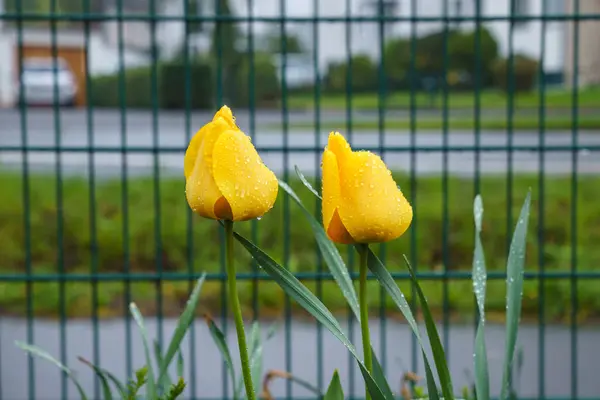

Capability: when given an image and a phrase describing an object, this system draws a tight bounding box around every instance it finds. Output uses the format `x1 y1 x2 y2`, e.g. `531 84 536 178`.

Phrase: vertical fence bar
376 0 388 373
83 0 100 397
246 0 260 323
214 0 228 397
277 0 292 397
312 0 324 393
537 0 548 397
408 0 418 375
441 0 450 355
344 0 356 395
473 0 482 195
149 0 164 352
48 1 67 398
570 0 580 397
182 0 197 396
14 0 35 397
116 0 134 379
506 0 516 256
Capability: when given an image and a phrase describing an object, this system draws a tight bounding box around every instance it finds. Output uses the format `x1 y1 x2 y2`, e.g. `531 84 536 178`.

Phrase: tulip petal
212 129 278 221
185 146 225 220
184 118 232 219
213 105 238 130
322 148 355 244
184 106 238 180
330 135 413 243
184 125 208 180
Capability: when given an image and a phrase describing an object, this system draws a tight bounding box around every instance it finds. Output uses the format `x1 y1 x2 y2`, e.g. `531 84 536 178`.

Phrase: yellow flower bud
322 132 413 244
184 106 278 222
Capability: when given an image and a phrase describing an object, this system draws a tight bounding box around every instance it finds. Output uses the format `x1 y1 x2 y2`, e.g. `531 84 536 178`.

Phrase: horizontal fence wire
0 0 598 399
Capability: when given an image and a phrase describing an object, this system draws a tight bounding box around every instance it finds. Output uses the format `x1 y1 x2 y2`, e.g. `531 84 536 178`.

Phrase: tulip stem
358 243 373 400
224 220 255 400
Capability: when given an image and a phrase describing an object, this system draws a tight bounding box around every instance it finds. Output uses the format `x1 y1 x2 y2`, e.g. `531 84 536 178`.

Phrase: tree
265 32 305 54
209 0 241 103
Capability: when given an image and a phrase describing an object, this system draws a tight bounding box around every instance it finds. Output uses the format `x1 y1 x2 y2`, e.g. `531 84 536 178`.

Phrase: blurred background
0 0 599 399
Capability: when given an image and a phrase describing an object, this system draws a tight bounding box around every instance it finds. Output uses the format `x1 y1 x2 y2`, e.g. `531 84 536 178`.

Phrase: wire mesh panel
0 0 599 399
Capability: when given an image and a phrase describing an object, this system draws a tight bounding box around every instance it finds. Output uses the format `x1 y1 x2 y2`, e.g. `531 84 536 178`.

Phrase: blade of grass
365 249 440 400
403 255 454 400
500 191 532 400
371 346 395 400
154 340 173 391
205 314 238 400
176 350 184 379
234 231 389 400
279 179 360 318
473 195 490 400
15 341 89 400
248 322 263 397
78 357 115 400
157 275 206 384
294 165 321 200
323 370 344 400
129 302 157 399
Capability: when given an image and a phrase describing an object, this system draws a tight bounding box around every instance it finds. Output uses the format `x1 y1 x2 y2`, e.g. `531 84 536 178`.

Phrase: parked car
14 57 78 107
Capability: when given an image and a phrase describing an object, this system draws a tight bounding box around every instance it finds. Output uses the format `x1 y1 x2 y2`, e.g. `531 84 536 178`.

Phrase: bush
160 60 214 109
91 60 214 109
383 27 500 90
232 53 280 108
91 67 153 108
493 54 539 92
324 54 378 93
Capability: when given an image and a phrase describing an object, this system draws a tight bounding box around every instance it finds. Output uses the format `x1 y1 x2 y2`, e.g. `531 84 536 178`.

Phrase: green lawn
1 171 599 323
286 87 600 111
263 115 600 131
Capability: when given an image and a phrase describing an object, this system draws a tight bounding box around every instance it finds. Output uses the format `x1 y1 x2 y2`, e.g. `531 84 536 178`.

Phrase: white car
15 57 78 107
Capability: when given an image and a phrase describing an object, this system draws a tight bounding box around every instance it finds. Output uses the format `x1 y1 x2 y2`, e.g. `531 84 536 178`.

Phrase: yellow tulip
322 132 413 244
184 106 278 221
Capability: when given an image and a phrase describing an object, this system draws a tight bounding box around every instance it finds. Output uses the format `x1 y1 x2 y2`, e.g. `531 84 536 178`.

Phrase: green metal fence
1 0 599 399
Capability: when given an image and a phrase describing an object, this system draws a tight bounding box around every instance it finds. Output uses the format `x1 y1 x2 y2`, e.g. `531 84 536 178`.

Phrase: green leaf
370 348 395 400
129 303 157 399
15 341 89 400
157 275 206 384
279 178 360 319
286 374 323 396
88 364 128 398
500 191 531 400
364 249 439 396
176 350 184 379
248 322 263 397
472 195 490 400
403 255 454 400
161 377 186 400
233 231 389 400
294 165 322 200
323 370 344 400
205 314 238 400
78 357 117 400
154 340 173 391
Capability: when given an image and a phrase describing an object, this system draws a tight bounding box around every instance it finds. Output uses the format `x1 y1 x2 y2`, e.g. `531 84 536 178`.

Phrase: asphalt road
2 317 599 400
0 109 599 178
